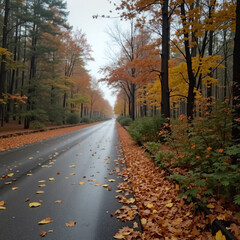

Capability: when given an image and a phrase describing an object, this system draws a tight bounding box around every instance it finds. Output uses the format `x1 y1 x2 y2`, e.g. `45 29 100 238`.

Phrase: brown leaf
65 221 76 227
40 231 47 237
25 198 30 202
54 200 63 204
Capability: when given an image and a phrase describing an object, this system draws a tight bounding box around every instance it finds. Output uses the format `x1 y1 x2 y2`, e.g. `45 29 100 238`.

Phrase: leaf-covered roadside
0 122 99 152
116 122 217 239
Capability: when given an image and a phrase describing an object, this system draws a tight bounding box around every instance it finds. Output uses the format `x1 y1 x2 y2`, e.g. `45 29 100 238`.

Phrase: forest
103 0 240 214
0 0 113 130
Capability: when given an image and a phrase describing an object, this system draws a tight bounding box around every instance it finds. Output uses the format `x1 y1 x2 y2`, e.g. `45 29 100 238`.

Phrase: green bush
81 116 91 123
66 113 80 124
128 115 166 142
30 121 46 130
117 116 133 126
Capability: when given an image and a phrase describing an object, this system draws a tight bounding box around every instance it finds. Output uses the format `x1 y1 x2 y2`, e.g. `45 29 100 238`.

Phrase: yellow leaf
48 230 53 233
175 184 179 190
69 165 76 168
49 178 55 181
152 209 157 214
36 191 45 194
141 218 147 225
29 202 41 208
12 187 18 190
127 197 135 203
108 179 116 182
29 157 33 159
207 203 215 209
165 187 170 191
165 202 173 208
8 173 14 177
0 206 6 210
79 182 85 185
38 180 46 183
216 230 226 240
38 217 53 225
113 233 124 239
70 173 76 176
102 184 109 188
54 200 63 204
65 221 76 227
27 173 32 176
146 203 154 209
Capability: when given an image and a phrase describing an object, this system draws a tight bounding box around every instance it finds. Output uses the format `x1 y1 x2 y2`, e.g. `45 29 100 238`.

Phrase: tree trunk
181 2 196 120
232 0 240 164
0 0 10 127
160 0 170 119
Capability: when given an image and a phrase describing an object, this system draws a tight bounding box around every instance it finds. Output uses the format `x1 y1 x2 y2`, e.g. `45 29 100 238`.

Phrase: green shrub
30 121 46 130
128 115 166 142
66 113 80 124
118 116 133 126
81 116 91 123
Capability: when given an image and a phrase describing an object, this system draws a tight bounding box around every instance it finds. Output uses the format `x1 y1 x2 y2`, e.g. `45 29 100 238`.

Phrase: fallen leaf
215 230 226 240
12 187 18 190
107 187 112 191
40 231 47 237
8 173 14 177
102 184 109 188
105 162 110 164
141 218 147 225
29 157 33 159
48 230 53 233
29 202 41 208
36 191 45 194
0 201 6 206
108 179 116 182
54 200 63 204
146 203 154 209
25 198 30 202
165 202 173 208
38 184 46 188
27 173 32 176
69 165 76 168
70 173 76 176
0 206 6 210
79 182 85 185
49 178 55 181
57 172 61 175
38 217 53 225
38 180 46 183
207 203 215 209
95 182 101 186
133 221 138 228
113 233 124 239
65 221 76 227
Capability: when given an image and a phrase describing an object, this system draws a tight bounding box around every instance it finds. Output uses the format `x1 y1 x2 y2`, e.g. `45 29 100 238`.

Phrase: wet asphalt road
0 120 139 240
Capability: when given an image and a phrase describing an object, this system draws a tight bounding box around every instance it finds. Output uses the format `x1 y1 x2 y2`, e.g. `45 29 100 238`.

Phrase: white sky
66 0 119 108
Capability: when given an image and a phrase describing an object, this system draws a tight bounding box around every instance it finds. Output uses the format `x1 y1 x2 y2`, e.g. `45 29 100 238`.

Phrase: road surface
0 120 139 240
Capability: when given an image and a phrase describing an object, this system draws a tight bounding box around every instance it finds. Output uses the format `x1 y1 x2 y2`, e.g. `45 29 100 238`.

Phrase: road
0 120 139 240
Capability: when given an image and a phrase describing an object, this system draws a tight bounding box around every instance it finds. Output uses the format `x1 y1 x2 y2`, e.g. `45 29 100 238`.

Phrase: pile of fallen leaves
0 123 98 152
116 122 216 240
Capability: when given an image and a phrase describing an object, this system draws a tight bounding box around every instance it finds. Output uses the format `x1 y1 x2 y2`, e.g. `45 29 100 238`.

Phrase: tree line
0 0 113 129
102 0 238 126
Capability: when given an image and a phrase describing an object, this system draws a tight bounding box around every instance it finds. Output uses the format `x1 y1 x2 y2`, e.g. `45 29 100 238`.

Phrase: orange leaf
65 221 76 227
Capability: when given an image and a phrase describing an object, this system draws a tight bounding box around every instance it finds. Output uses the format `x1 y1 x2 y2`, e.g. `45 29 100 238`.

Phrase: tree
0 0 10 126
232 0 240 163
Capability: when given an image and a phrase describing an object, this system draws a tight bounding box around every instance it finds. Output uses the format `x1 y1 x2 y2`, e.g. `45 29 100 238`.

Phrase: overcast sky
66 0 120 108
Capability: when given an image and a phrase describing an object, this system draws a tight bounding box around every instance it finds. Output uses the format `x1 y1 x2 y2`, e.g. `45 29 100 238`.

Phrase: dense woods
0 0 112 129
